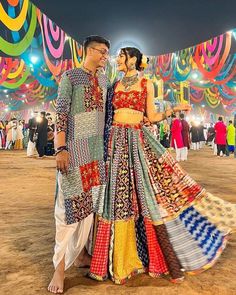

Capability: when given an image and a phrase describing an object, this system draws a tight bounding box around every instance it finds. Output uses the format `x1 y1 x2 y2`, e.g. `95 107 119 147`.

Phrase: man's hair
218 116 223 121
40 111 46 117
229 120 232 124
83 35 110 55
179 113 185 119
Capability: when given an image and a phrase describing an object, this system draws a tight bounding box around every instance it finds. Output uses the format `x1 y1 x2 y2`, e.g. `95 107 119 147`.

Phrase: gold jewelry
114 109 142 115
128 63 136 71
121 74 139 91
140 55 149 69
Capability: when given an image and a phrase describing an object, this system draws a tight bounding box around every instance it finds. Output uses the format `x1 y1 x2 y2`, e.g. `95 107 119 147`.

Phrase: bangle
55 149 67 156
56 145 67 154
57 145 67 151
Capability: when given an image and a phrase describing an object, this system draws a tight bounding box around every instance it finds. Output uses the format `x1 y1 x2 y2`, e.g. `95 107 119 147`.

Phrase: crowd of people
0 119 27 150
0 112 55 158
1 111 235 163
149 113 235 162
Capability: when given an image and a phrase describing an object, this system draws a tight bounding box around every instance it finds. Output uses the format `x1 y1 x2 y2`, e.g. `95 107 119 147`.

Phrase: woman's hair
120 47 149 71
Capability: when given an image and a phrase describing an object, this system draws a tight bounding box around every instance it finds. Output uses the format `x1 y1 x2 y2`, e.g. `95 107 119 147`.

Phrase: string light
30 55 39 64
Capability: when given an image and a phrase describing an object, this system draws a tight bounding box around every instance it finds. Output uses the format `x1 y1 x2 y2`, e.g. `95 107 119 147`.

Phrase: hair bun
140 55 149 69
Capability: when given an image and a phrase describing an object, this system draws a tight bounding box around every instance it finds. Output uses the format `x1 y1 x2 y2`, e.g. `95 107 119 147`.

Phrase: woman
89 47 236 284
14 120 24 150
5 118 17 149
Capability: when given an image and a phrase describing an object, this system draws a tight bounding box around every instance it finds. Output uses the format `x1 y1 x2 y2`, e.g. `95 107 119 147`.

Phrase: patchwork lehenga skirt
89 122 236 284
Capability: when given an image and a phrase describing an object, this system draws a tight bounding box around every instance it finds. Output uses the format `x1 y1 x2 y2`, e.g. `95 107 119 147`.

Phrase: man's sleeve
56 72 72 134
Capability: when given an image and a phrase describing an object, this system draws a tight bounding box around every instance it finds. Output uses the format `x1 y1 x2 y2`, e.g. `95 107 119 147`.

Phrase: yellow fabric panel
113 219 143 280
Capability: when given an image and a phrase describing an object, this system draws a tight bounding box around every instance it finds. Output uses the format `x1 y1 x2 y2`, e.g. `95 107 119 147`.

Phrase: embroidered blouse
112 78 147 113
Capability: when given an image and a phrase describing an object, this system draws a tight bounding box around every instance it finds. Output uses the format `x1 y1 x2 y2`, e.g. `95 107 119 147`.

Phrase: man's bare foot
74 251 91 268
48 267 64 294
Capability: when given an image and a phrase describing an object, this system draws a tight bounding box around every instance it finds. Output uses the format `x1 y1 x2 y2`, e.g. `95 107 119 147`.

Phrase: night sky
29 0 236 55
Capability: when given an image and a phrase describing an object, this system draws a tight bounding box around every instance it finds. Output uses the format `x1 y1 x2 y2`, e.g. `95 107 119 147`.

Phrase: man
214 116 227 157
206 123 215 146
227 120 235 154
27 112 38 157
197 121 206 148
36 111 48 158
48 35 110 294
179 113 190 161
190 121 200 150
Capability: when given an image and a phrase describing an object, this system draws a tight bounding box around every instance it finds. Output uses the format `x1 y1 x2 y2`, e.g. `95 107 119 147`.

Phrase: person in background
190 121 200 150
170 112 185 162
36 111 48 158
0 120 5 149
160 119 170 148
197 121 206 148
179 113 190 161
5 118 17 149
206 123 215 147
214 116 227 157
27 112 38 157
226 120 235 154
45 117 55 156
14 120 24 150
22 120 29 149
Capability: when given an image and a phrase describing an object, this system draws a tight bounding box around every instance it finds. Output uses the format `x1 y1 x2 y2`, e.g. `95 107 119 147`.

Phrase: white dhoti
182 147 188 161
53 174 93 270
174 140 185 162
192 142 200 150
200 141 205 148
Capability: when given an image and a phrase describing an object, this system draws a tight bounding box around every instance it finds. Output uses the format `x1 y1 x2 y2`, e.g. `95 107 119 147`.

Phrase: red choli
113 78 147 113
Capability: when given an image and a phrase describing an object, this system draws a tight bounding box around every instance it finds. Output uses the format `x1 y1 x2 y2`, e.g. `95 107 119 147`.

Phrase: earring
128 63 136 71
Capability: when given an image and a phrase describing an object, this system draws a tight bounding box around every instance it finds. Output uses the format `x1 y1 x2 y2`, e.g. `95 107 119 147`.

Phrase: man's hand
56 150 69 174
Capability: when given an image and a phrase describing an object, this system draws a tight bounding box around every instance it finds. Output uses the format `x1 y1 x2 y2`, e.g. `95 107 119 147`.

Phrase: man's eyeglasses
90 47 109 56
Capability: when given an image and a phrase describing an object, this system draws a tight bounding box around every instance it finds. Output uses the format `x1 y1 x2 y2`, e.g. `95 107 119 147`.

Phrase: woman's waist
113 108 144 125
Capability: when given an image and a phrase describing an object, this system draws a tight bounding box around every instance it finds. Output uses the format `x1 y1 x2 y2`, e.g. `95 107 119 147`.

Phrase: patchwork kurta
56 68 108 225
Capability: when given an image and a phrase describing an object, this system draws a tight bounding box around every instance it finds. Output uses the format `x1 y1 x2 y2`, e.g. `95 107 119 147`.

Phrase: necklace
121 74 139 91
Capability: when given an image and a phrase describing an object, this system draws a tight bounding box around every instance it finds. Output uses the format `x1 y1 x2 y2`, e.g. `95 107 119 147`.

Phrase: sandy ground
0 147 236 295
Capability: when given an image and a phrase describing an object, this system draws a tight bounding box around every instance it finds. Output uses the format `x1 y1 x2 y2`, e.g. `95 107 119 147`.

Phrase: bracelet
55 149 68 156
55 146 67 155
